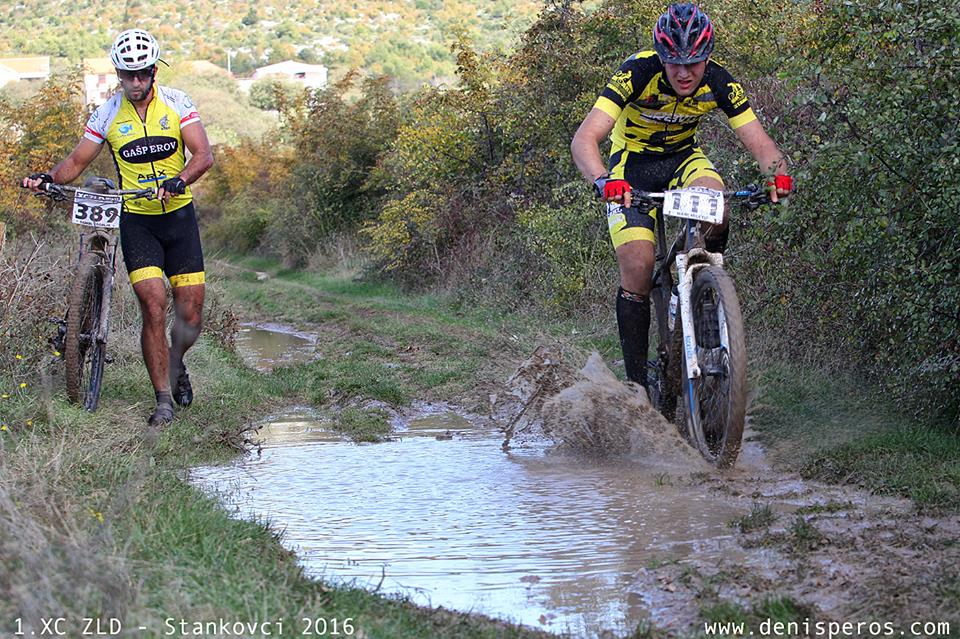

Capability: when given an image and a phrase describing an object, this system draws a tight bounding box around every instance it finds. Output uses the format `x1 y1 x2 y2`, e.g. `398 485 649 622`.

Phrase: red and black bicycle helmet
653 3 715 64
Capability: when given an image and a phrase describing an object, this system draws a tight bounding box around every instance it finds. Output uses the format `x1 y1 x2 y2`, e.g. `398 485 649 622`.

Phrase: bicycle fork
676 249 726 382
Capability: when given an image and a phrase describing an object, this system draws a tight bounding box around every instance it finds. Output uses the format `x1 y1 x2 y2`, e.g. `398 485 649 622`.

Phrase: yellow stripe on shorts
129 266 164 285
607 205 656 248
168 271 206 288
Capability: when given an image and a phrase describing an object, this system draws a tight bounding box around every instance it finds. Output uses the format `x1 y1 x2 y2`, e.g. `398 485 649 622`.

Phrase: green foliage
204 193 274 252
247 77 302 111
268 74 401 266
733 0 960 425
0 74 87 232
335 407 392 443
729 503 777 534
201 138 291 251
206 0 956 426
802 426 960 512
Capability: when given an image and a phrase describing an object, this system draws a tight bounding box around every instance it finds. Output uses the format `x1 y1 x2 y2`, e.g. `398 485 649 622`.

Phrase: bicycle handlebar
630 184 771 207
21 181 156 201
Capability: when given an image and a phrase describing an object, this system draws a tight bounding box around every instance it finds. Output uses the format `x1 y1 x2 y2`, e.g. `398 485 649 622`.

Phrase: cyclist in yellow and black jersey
595 51 757 157
83 81 201 215
23 29 213 427
571 3 793 391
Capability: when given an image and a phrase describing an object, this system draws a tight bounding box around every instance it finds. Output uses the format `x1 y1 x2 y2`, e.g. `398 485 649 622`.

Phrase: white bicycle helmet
110 29 160 71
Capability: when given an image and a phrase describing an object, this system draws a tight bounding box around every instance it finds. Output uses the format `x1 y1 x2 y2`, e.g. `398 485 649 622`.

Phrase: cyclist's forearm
571 136 608 182
176 149 214 186
736 121 788 176
46 139 102 184
48 157 85 185
755 146 787 176
572 108 617 182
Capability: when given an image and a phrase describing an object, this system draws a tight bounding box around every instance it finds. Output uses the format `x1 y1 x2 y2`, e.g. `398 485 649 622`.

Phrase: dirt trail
498 346 960 632
218 261 959 633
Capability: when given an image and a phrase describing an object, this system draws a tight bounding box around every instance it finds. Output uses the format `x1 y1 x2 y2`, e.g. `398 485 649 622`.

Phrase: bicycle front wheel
681 265 747 468
64 252 107 411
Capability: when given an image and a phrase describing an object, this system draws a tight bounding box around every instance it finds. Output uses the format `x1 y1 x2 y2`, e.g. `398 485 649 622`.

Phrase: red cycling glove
593 176 631 200
768 174 793 193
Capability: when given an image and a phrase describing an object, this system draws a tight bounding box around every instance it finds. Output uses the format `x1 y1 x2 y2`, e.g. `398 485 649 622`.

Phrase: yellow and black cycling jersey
83 85 200 215
594 51 756 156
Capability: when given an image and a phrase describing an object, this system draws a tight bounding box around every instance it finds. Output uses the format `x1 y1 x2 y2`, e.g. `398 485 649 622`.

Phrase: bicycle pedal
104 354 114 364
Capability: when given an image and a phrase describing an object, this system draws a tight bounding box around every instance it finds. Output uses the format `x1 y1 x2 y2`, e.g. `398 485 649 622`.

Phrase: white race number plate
72 190 122 228
661 187 724 224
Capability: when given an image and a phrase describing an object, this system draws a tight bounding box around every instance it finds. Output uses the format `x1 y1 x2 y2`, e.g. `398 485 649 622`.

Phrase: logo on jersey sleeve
727 82 747 108
607 70 633 100
118 136 179 163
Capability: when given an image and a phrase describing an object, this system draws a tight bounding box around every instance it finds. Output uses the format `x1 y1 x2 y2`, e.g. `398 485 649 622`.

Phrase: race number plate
661 187 724 224
72 190 122 228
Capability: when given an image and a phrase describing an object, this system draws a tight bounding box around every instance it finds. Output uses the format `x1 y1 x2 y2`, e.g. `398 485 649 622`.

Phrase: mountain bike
638 184 769 468
31 177 154 410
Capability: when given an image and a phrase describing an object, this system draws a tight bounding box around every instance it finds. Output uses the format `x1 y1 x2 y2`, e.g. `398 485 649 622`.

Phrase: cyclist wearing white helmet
571 3 792 391
23 29 214 428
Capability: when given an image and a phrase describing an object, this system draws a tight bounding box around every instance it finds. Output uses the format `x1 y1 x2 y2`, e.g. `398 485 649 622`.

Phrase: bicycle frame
25 177 154 410
646 186 765 384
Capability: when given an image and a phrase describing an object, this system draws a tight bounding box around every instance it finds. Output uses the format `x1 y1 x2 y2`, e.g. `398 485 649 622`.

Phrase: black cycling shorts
120 202 205 287
606 146 722 247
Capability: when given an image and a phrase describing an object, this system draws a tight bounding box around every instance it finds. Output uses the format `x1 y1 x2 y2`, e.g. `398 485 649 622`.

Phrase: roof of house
253 60 327 76
0 56 50 77
82 58 116 75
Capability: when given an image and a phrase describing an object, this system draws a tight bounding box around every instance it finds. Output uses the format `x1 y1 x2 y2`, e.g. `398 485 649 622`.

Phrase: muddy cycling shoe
148 401 175 428
169 359 193 407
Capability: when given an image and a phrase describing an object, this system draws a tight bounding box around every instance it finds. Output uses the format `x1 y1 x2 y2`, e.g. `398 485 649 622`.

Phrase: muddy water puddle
235 322 319 371
192 406 765 636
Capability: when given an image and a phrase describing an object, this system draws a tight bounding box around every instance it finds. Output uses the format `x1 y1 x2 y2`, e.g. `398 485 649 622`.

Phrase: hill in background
0 0 547 87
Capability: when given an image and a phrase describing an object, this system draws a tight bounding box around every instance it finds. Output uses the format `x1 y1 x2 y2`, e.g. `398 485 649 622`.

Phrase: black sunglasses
117 67 155 82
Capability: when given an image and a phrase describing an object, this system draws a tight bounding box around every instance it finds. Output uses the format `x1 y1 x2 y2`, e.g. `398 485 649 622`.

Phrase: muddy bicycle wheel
64 252 107 411
680 265 746 467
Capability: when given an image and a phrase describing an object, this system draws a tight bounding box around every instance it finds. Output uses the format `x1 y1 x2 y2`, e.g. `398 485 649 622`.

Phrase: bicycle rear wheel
680 265 746 467
64 252 107 411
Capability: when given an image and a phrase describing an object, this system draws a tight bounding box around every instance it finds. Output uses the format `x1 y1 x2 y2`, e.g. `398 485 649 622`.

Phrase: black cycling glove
160 176 187 195
27 172 54 185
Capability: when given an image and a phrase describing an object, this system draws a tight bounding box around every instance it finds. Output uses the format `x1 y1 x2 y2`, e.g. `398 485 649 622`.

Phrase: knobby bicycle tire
64 252 107 410
680 265 747 468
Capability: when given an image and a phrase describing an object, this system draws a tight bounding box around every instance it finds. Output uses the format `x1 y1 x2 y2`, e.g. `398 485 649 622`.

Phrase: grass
337 407 392 443
0 249 554 639
750 361 960 513
729 502 777 533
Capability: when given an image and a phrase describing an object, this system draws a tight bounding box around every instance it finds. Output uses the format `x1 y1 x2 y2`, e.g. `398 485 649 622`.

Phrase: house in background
239 60 327 93
0 56 50 88
82 58 117 106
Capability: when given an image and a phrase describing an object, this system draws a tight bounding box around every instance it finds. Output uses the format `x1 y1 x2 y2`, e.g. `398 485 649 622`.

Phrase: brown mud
495 346 960 633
